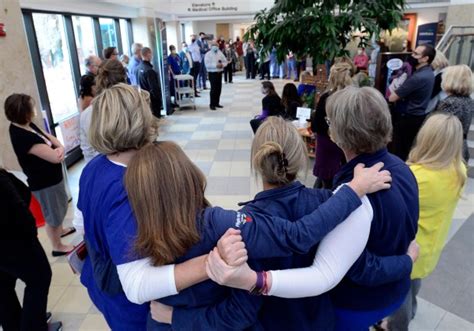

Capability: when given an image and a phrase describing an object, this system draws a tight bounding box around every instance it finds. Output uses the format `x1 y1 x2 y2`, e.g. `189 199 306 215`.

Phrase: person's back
331 149 418 310
240 182 335 330
78 155 149 329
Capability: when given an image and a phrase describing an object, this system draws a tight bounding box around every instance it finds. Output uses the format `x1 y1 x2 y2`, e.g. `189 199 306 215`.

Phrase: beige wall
446 4 474 28
0 0 41 170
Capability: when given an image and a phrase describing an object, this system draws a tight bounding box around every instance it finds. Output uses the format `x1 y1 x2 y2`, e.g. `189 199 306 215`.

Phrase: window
120 19 130 56
72 16 97 75
32 13 78 124
99 18 117 50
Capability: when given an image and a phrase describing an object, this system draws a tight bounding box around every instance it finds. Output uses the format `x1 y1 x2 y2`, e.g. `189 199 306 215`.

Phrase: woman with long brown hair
250 81 284 133
125 117 393 330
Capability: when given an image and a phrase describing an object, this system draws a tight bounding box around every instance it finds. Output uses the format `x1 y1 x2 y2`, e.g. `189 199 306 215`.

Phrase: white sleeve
267 195 373 298
117 258 178 304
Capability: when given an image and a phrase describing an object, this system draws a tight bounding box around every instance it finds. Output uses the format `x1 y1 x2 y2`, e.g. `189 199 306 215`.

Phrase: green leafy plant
245 0 406 64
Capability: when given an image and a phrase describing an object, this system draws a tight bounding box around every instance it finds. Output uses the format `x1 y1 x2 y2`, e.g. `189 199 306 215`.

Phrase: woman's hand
55 147 65 162
150 301 173 324
348 162 392 197
216 228 248 266
206 248 256 291
407 240 420 263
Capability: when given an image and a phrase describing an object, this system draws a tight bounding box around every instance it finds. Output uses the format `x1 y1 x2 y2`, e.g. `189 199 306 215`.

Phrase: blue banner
416 23 438 47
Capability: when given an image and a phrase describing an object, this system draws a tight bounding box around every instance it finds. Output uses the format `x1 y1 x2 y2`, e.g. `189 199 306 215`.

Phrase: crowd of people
1 34 473 331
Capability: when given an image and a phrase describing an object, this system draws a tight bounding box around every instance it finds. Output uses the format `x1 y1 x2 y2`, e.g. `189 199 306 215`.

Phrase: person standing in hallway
84 55 101 78
179 42 193 75
389 44 436 161
223 42 234 84
0 169 62 331
188 34 202 97
198 32 210 90
387 113 467 330
5 94 75 257
128 42 143 86
235 36 244 71
167 45 182 108
103 47 119 61
244 40 257 79
137 47 163 118
204 41 227 110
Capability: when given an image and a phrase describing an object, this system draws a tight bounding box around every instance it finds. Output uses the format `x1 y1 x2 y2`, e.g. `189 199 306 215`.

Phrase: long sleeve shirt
330 148 419 311
204 50 228 73
188 42 201 63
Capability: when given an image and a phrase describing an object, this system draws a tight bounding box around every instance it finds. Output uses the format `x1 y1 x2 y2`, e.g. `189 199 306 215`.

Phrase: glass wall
23 10 133 165
72 16 97 75
32 13 77 124
99 18 117 50
120 19 130 56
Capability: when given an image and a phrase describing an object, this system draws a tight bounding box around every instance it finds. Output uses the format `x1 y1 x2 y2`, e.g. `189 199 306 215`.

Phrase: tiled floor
13 73 474 330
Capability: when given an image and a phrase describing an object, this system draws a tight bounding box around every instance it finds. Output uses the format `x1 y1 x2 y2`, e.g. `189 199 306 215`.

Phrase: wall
195 21 217 39
446 4 474 27
406 6 449 45
0 0 41 170
132 17 152 47
165 21 180 50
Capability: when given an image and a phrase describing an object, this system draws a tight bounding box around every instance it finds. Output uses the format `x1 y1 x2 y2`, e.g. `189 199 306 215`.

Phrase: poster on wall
416 22 439 47
375 52 414 100
58 114 80 153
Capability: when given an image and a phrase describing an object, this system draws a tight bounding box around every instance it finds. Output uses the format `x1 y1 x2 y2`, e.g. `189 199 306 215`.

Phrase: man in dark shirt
389 44 436 161
137 47 162 118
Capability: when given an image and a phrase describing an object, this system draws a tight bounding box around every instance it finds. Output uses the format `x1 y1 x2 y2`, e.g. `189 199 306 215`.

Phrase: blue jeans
287 59 297 80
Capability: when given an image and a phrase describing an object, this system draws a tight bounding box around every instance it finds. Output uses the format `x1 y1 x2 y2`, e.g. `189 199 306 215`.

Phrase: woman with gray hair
326 86 419 330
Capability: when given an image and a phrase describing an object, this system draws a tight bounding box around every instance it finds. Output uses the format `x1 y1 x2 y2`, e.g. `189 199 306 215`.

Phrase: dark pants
260 61 271 80
224 65 233 83
387 279 422 330
191 61 201 93
245 54 256 79
390 113 427 161
250 118 263 133
0 239 52 331
199 58 207 89
208 72 223 107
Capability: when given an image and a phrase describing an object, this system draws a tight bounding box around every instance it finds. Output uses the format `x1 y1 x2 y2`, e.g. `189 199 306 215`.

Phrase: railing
436 25 474 69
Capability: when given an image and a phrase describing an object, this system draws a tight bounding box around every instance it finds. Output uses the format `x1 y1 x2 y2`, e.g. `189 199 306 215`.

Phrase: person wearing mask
250 81 284 133
80 59 127 163
223 42 234 84
137 47 163 118
389 44 436 161
197 32 210 90
128 42 143 86
0 169 62 331
387 113 467 329
84 55 101 78
270 47 280 78
77 74 96 112
188 34 202 97
353 47 369 72
217 36 225 51
436 64 474 162
259 49 271 80
103 47 118 60
235 36 244 71
368 40 381 79
5 94 75 257
179 42 193 75
204 41 227 110
167 45 182 108
287 51 298 81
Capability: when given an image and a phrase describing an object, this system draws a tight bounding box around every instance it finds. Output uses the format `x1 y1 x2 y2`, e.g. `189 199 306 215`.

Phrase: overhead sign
416 22 438 47
187 2 238 12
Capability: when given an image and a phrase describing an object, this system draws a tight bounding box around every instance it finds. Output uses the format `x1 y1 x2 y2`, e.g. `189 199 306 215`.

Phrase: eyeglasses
325 117 331 126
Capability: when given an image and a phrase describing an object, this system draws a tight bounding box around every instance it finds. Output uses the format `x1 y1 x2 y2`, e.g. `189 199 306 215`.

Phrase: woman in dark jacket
311 63 351 188
0 169 61 331
250 81 284 133
281 83 302 120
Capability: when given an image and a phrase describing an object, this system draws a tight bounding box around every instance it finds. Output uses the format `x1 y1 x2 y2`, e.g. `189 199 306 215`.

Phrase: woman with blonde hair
436 64 473 161
131 117 394 330
388 113 466 329
311 62 353 188
425 50 450 113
